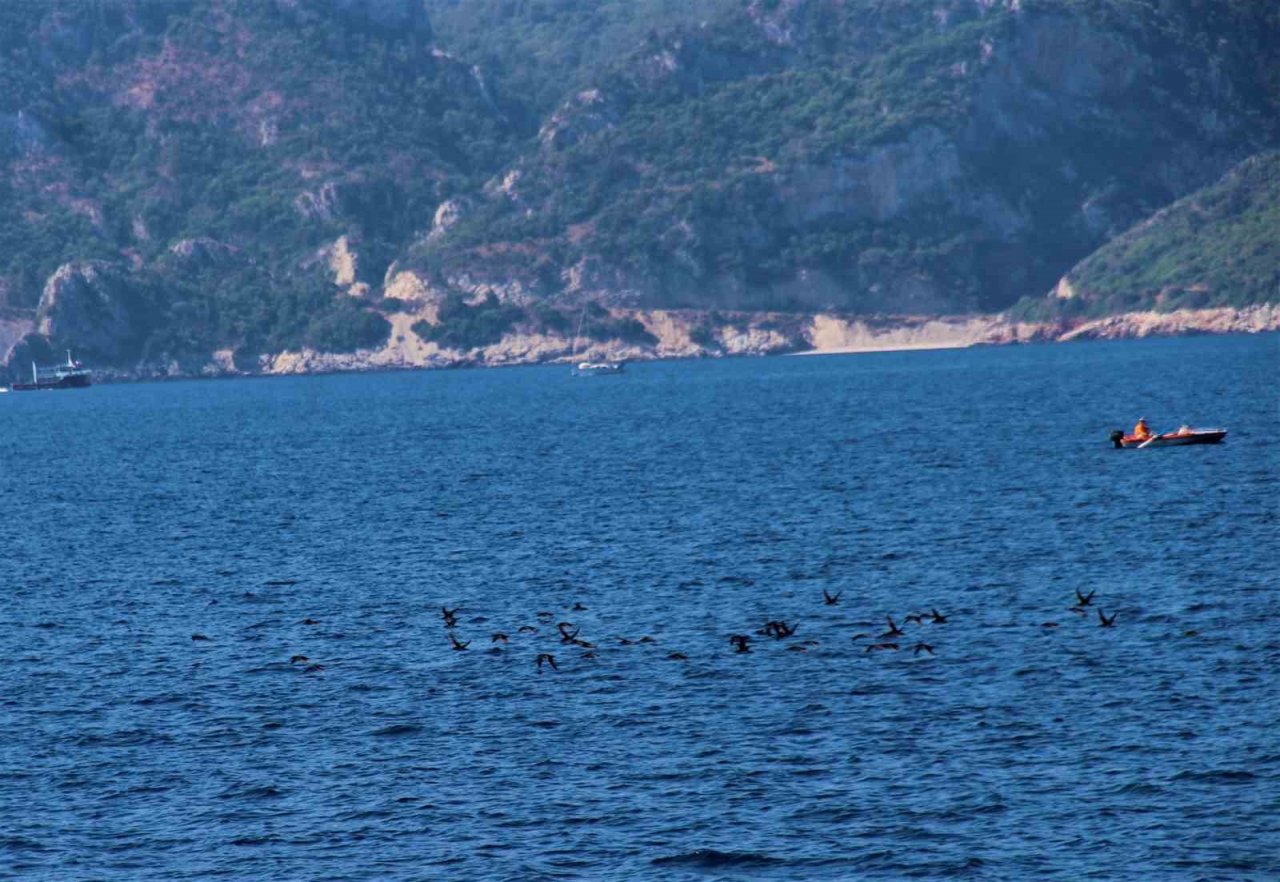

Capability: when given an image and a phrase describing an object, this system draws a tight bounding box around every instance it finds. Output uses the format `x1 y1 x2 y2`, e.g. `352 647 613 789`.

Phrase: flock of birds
187 585 1119 674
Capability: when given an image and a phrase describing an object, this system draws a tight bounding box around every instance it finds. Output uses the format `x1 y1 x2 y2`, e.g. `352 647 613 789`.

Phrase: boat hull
11 374 91 391
1115 429 1226 448
574 362 625 376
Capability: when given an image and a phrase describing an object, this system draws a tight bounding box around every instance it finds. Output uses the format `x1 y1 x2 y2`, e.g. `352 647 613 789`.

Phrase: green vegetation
413 293 525 351
0 0 516 361
577 302 657 345
422 0 740 116
1 0 1277 370
422 0 1280 313
1013 152 1280 319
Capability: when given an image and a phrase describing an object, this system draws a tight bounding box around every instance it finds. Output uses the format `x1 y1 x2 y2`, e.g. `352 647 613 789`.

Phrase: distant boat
574 360 625 376
11 350 92 391
569 305 626 377
1109 426 1226 448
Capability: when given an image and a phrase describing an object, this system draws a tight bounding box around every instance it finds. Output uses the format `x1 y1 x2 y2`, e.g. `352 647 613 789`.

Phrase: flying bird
823 590 841 606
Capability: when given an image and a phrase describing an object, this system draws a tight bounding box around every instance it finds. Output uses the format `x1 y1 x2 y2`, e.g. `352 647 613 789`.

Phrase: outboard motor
1109 429 1125 449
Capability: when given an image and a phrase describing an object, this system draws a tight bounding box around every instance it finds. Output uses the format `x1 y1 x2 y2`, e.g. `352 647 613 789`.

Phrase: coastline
8 303 1279 385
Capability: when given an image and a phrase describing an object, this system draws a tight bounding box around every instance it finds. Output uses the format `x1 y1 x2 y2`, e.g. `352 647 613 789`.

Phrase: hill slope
417 0 1279 314
1018 151 1280 318
0 0 1277 379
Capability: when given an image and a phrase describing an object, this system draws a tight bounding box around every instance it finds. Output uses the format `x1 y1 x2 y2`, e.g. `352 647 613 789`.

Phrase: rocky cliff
0 0 1276 381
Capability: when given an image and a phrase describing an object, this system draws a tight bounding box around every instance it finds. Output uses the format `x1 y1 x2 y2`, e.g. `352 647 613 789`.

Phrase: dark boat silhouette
11 350 92 391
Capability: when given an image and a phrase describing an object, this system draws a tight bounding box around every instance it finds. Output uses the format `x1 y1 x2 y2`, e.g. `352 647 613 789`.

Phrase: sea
1 333 1277 881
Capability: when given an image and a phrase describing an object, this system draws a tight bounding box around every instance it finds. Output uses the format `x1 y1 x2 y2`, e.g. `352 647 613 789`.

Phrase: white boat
574 360 625 376
569 304 626 376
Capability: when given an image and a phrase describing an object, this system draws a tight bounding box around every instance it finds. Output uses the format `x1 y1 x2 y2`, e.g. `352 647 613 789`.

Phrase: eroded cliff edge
4 292 1274 383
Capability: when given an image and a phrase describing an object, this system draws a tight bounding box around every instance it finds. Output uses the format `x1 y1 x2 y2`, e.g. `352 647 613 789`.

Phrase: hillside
417 0 1280 314
1015 151 1280 319
1 0 1278 380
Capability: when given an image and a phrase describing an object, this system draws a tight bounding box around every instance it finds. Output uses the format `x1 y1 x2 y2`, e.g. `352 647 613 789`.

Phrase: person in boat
1132 418 1153 440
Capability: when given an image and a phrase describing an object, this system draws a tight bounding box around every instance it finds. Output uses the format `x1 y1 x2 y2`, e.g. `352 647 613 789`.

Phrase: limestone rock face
428 200 465 243
538 90 619 151
782 127 964 227
168 238 241 268
33 262 143 363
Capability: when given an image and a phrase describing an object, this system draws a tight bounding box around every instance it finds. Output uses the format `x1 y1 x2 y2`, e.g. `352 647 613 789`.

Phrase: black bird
757 620 798 639
865 642 899 653
1098 609 1117 628
518 625 538 634
618 637 635 646
449 634 471 650
536 653 558 672
1075 588 1096 607
823 589 841 606
558 623 580 643
729 634 751 653
300 618 320 625
929 608 947 624
667 652 688 661
191 633 210 641
850 632 870 641
289 654 308 664
572 602 588 612
904 613 926 626
303 663 325 673
880 616 905 638
491 633 509 644
536 611 554 620
912 642 935 656
570 637 595 649
637 636 656 644
441 606 460 627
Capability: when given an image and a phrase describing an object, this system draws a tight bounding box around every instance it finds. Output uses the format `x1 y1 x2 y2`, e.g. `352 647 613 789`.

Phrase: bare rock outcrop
33 262 143 363
168 238 241 268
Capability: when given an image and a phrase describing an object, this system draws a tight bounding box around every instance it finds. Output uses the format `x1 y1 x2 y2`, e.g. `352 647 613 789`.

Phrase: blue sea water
1 333 1278 881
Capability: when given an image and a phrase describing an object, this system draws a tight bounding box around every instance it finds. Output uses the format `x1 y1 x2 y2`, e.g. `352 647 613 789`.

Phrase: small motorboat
1109 426 1227 449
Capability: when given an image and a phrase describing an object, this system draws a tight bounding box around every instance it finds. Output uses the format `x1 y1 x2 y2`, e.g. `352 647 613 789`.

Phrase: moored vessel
11 351 92 391
574 360 625 376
